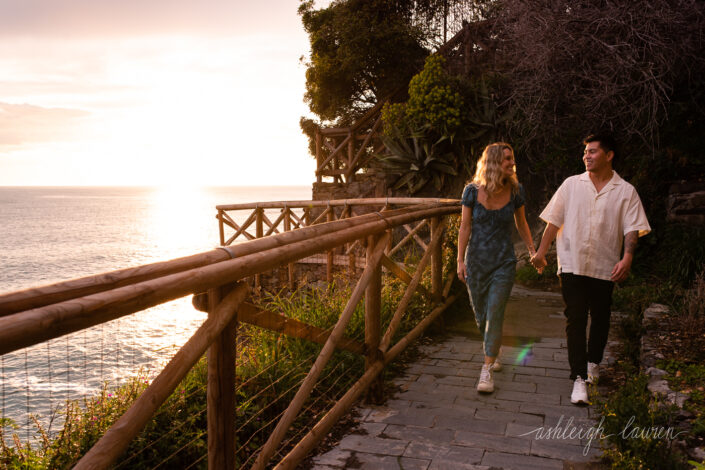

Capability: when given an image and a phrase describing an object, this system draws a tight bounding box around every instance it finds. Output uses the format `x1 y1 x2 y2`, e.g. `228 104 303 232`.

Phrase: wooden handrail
0 204 456 317
216 197 458 211
0 204 457 356
1 198 463 470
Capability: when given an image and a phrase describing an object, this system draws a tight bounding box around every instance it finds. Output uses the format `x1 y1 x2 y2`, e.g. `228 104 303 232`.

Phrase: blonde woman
457 142 536 393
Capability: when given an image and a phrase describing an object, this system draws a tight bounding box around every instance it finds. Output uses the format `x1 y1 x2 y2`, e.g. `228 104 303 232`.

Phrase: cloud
0 102 90 148
0 0 300 38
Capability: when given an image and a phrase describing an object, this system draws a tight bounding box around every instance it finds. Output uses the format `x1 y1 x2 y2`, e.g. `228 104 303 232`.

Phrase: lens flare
514 343 534 366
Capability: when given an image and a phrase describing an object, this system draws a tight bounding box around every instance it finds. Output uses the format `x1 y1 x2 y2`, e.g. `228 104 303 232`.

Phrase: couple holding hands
456 134 651 404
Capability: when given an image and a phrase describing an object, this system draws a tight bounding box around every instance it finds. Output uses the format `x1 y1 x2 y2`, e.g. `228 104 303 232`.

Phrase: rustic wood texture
0 213 373 353
73 283 248 470
431 217 445 303
255 208 264 290
273 293 459 470
2 200 464 470
388 220 428 257
0 206 429 318
237 302 364 355
218 210 226 246
365 234 384 404
380 255 433 299
216 198 459 211
0 250 229 317
0 205 456 356
207 286 237 470
379 218 445 353
251 232 390 470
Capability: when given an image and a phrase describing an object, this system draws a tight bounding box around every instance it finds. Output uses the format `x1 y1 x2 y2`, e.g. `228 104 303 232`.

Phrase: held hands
457 259 467 282
530 252 546 274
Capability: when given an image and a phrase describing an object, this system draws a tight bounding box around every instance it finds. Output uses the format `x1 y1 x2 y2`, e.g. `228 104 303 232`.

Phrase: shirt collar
579 170 623 195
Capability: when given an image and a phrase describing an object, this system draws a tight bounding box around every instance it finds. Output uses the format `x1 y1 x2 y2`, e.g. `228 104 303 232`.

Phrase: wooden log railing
315 101 387 184
0 198 461 470
217 197 458 286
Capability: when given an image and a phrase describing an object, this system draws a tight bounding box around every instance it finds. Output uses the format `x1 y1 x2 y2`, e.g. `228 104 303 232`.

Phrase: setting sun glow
0 2 319 187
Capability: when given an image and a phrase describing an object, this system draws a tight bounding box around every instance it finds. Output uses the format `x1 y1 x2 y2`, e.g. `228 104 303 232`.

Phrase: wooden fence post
431 217 444 303
255 208 264 290
251 233 390 470
218 210 225 246
347 130 354 183
283 208 294 290
207 285 238 470
315 130 322 183
326 208 334 283
365 233 384 403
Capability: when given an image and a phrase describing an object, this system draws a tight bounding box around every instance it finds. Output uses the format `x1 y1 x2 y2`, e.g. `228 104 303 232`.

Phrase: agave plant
464 76 515 142
377 124 458 194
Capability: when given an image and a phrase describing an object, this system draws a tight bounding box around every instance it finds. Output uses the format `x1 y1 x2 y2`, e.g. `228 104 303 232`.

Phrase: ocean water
0 185 310 439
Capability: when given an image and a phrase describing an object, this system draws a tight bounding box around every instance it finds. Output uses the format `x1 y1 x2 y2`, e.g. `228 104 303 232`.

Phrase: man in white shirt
531 133 651 405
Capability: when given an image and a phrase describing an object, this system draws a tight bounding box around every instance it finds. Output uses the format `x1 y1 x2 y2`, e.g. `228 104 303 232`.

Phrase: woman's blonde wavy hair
471 142 519 195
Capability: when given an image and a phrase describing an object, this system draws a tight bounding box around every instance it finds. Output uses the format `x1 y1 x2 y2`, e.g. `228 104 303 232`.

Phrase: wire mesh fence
0 298 206 458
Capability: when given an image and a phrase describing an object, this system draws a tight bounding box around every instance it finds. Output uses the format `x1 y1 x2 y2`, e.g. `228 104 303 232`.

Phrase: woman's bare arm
457 205 472 282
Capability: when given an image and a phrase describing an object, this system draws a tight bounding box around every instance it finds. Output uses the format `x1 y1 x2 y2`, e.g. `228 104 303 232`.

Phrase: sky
0 0 326 186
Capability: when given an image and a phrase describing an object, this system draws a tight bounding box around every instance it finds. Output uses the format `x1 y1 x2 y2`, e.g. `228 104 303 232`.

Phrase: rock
647 377 672 395
667 179 705 225
643 303 669 322
688 447 705 461
646 367 668 377
667 391 689 408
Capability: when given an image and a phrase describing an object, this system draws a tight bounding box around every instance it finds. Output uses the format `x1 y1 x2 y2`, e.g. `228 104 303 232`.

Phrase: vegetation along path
309 285 609 470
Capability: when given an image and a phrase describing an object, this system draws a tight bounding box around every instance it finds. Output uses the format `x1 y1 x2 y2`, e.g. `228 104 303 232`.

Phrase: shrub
598 374 687 470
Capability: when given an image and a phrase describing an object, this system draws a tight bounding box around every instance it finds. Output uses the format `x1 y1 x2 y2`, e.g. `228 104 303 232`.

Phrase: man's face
583 141 613 173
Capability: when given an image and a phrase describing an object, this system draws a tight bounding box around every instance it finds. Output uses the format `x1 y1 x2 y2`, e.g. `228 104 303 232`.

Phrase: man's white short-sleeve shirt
539 171 651 281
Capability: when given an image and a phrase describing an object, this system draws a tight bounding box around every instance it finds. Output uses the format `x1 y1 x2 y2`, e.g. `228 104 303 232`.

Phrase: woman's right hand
530 253 546 274
457 260 467 282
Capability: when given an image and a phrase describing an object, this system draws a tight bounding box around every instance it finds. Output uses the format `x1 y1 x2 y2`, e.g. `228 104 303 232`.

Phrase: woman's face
500 148 516 177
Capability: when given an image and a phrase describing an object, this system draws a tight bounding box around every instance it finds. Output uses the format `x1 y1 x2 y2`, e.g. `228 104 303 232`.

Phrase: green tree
299 0 429 124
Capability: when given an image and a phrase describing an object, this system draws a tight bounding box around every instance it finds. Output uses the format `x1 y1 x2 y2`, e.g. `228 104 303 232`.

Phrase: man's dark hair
583 133 618 160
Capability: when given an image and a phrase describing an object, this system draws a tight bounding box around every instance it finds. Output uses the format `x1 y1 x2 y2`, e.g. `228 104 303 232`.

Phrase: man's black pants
559 273 614 380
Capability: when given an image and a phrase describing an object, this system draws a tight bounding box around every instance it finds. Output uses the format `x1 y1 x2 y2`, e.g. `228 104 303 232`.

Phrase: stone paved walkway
310 287 609 470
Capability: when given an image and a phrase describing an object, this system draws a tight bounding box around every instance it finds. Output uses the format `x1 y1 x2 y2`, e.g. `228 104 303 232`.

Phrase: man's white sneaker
477 363 494 393
571 376 589 404
587 362 599 384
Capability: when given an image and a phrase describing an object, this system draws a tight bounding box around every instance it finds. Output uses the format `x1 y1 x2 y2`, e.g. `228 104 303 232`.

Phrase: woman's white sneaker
570 376 589 404
491 358 502 372
477 363 494 393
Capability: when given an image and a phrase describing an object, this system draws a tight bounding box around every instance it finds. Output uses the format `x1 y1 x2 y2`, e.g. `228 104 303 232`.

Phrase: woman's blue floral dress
461 183 525 357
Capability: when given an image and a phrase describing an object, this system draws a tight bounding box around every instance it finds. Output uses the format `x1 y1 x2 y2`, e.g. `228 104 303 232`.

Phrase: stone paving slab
310 337 608 470
308 286 614 470
482 450 563 469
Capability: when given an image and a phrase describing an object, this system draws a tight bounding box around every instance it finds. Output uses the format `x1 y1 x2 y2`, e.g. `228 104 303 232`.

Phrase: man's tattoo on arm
625 231 638 255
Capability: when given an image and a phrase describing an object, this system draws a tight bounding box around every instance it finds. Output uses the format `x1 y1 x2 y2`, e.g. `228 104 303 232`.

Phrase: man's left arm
611 231 638 282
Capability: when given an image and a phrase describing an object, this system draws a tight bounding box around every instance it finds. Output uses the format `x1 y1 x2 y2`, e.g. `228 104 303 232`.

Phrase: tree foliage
482 0 705 186
298 0 429 124
301 0 705 205
378 56 467 194
382 56 465 135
